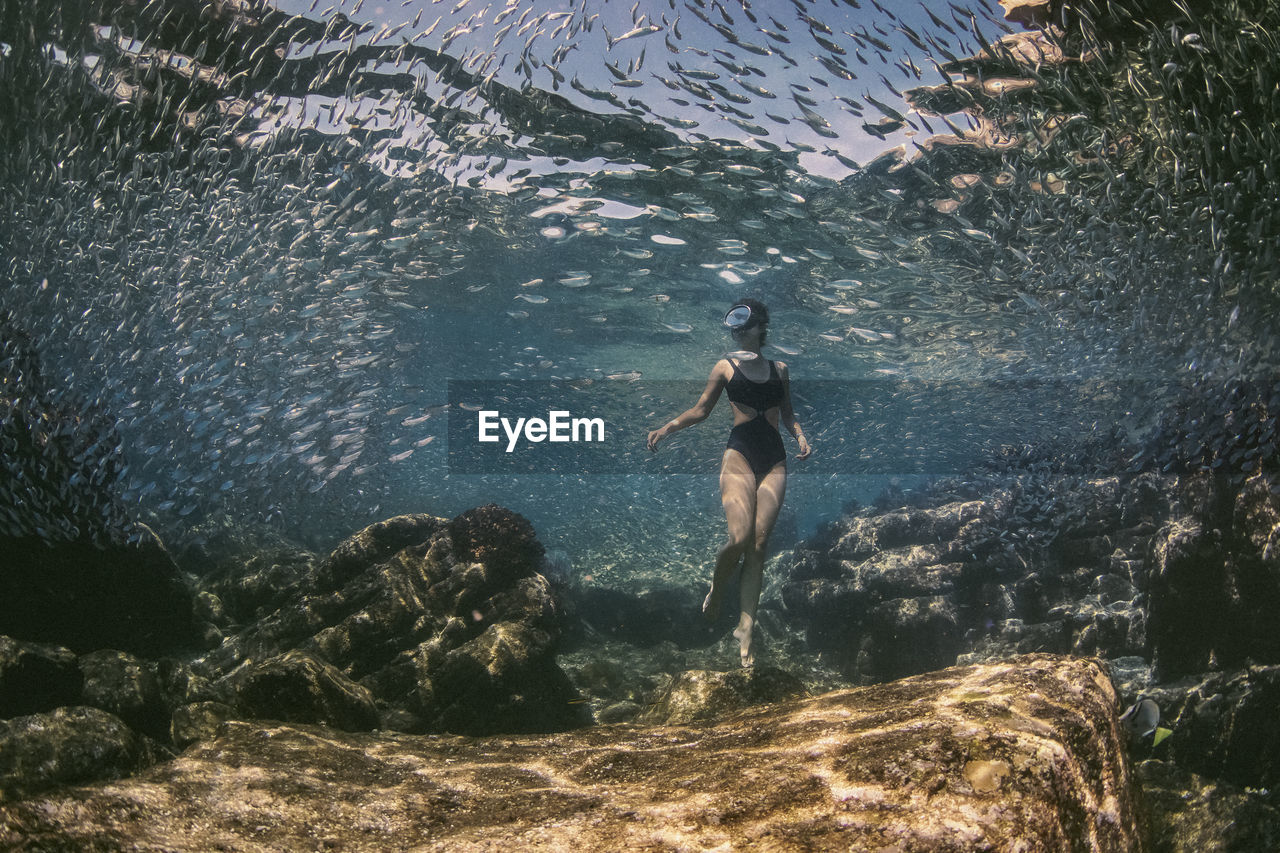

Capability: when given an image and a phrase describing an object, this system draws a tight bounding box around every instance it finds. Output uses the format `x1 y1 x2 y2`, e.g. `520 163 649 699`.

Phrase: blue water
0 0 1266 582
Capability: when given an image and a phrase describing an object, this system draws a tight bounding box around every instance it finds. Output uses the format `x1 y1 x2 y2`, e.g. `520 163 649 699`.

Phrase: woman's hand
647 426 667 452
795 434 812 461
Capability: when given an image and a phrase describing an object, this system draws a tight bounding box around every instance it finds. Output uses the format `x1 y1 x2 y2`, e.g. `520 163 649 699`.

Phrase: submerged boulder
169 701 237 749
1146 477 1280 677
783 478 1162 682
1146 518 1228 677
231 650 379 733
195 506 581 735
78 649 170 742
1137 758 1280 853
0 706 161 802
1157 665 1280 790
0 536 203 658
638 666 806 725
0 636 82 718
0 655 1145 850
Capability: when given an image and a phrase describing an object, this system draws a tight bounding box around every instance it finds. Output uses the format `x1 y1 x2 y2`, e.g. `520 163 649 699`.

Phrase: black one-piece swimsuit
725 358 786 478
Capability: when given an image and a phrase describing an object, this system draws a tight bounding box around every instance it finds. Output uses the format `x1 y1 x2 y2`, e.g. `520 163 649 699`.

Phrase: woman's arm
777 361 812 460
647 361 729 452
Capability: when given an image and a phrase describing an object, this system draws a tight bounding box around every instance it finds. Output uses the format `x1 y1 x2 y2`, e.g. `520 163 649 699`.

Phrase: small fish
605 24 662 48
1016 292 1043 312
1119 698 1159 736
729 117 770 136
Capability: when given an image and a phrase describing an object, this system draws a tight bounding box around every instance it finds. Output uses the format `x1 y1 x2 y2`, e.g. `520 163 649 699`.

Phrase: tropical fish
1119 697 1170 746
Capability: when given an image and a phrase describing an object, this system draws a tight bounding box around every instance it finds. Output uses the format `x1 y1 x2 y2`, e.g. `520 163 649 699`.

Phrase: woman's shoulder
772 358 789 376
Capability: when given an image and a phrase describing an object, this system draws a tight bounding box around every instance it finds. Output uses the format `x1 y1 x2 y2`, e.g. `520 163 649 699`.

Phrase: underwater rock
1138 758 1280 852
0 535 203 658
319 512 446 588
412 617 582 736
0 655 1144 850
169 701 237 749
1158 665 1280 790
1146 518 1241 677
596 701 644 724
1236 471 1280 562
1104 655 1156 699
202 547 321 625
0 636 82 718
556 601 834 725
783 499 995 682
783 482 1154 681
193 508 581 736
447 503 545 587
78 650 170 742
0 706 161 802
231 650 379 733
862 595 963 682
638 667 807 726
957 618 1075 667
175 513 317 579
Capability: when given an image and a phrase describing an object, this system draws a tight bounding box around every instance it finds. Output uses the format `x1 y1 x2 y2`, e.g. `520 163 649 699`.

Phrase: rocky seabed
1 467 1279 849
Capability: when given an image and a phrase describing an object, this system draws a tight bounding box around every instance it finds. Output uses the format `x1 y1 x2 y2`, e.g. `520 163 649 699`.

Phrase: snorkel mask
723 304 757 332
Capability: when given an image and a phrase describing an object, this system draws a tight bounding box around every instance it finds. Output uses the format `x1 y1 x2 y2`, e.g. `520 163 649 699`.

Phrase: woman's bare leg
706 449 757 621
733 462 787 666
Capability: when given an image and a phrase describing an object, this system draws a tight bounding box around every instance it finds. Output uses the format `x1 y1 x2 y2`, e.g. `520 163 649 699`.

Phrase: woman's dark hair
732 297 769 345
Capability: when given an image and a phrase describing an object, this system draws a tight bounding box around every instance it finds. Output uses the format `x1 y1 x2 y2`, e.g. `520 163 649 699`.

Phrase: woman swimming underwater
647 299 811 666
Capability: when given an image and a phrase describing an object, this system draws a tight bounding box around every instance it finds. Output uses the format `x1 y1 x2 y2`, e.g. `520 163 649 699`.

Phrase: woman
647 299 811 667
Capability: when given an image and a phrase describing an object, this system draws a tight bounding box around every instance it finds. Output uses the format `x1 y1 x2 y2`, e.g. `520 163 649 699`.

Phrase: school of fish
0 0 1274 549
